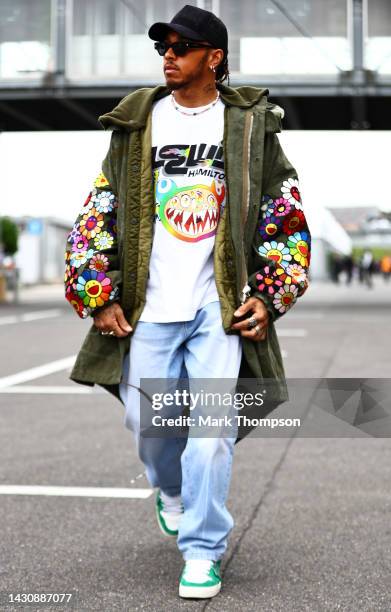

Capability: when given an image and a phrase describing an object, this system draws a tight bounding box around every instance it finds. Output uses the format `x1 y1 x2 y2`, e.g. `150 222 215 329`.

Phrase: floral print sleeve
248 135 311 321
64 172 120 319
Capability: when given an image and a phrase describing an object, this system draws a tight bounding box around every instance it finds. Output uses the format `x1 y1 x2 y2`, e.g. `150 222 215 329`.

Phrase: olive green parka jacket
64 83 311 442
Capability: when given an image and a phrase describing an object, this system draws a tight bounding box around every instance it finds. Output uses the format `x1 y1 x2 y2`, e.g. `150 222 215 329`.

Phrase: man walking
64 4 311 600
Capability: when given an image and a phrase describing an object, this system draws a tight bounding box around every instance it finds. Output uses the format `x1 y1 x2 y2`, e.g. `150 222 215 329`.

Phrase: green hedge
0 217 18 256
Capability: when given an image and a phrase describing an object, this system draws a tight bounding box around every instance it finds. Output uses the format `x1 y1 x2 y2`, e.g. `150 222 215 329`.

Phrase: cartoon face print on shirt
155 177 225 242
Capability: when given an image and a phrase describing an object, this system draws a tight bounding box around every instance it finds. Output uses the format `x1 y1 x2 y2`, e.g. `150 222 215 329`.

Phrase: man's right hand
93 302 133 338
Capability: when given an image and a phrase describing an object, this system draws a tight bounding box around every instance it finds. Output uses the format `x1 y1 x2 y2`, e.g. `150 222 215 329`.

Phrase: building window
365 0 391 73
220 0 350 75
0 0 52 79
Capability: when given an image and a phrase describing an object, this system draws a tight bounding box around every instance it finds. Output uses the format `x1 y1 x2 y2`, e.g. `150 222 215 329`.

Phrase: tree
0 217 18 256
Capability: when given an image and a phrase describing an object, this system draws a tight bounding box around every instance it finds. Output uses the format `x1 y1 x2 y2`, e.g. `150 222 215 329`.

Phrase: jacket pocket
70 324 131 386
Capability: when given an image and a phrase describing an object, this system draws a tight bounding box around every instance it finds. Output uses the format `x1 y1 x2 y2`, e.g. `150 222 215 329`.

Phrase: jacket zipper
240 110 254 305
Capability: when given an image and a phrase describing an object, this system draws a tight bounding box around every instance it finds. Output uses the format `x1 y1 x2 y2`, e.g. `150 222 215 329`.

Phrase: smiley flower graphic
76 270 113 309
281 178 303 210
79 208 104 240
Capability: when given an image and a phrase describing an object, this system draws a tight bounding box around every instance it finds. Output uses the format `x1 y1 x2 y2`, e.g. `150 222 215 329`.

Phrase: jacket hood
99 83 284 133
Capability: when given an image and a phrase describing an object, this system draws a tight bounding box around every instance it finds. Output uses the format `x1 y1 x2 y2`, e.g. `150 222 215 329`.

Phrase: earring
210 65 216 73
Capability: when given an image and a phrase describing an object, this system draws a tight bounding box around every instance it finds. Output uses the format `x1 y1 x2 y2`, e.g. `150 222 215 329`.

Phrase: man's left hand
230 297 269 342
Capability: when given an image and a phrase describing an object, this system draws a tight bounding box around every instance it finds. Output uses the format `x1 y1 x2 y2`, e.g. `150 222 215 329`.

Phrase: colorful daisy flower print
258 240 292 268
93 231 114 251
92 191 116 214
282 209 306 235
273 284 299 314
89 253 109 272
258 214 283 240
66 292 90 318
70 248 94 269
64 264 78 289
79 208 104 240
80 192 94 215
64 175 121 318
276 263 307 286
287 231 310 267
272 197 292 217
109 286 120 301
260 195 274 217
71 234 89 253
255 266 284 295
107 217 118 236
76 270 113 309
281 178 303 210
67 224 80 243
94 172 110 188
249 174 310 320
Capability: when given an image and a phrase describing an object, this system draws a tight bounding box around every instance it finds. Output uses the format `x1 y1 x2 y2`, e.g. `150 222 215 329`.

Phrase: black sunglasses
154 40 213 57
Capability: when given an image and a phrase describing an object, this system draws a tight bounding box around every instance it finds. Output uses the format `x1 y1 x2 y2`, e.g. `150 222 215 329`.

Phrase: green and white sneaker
179 559 222 599
155 489 183 537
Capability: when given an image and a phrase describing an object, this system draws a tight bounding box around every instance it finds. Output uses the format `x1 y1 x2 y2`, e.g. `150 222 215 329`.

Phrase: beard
164 56 210 90
165 78 184 90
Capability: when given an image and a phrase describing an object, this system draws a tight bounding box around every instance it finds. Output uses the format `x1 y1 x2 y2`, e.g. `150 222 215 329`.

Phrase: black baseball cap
148 4 228 54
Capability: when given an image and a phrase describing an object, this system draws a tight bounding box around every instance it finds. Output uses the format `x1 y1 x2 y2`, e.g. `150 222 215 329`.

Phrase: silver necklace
171 91 220 116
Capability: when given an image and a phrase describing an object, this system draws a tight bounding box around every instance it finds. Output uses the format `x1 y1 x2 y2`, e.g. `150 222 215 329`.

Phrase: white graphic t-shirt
139 94 226 322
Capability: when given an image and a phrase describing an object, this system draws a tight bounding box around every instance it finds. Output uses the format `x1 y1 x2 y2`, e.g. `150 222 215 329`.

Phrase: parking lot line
0 309 63 325
0 485 153 499
288 312 324 319
0 356 76 388
0 385 97 394
278 329 308 337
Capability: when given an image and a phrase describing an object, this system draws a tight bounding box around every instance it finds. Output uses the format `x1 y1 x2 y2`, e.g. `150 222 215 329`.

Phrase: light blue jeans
119 300 243 561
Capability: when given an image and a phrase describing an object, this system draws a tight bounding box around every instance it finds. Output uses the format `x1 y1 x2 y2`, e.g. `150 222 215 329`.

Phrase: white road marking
0 315 21 326
0 385 99 394
0 309 62 326
277 329 308 337
0 485 153 499
288 312 324 319
0 356 76 389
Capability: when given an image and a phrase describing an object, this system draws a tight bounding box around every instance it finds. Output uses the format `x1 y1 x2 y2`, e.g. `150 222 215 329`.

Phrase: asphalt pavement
0 276 390 612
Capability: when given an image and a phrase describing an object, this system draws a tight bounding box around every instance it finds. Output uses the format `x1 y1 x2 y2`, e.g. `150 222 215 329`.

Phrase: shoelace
160 491 183 514
183 559 214 582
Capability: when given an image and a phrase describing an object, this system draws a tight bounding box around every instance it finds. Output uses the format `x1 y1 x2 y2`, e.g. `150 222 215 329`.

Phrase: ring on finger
247 315 258 329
